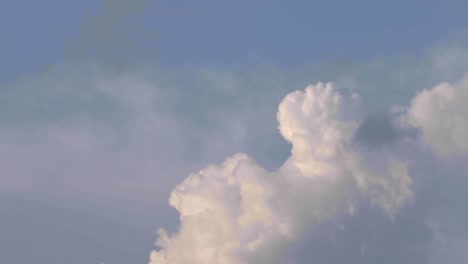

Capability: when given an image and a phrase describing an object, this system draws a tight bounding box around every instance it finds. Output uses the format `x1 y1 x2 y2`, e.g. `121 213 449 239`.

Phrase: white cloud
149 82 413 264
404 75 468 156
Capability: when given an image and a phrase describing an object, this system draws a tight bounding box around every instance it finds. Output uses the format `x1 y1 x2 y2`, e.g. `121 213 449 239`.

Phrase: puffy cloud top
149 82 413 264
404 75 468 156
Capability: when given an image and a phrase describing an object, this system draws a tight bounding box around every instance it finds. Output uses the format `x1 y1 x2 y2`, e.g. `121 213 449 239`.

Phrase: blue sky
1 1 468 264
2 0 468 79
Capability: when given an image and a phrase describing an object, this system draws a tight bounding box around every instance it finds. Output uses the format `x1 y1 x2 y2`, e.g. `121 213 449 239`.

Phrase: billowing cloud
404 75 468 156
149 82 414 264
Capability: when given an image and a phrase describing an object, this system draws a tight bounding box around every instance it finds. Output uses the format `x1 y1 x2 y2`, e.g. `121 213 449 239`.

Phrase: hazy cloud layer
1 45 468 264
0 70 259 206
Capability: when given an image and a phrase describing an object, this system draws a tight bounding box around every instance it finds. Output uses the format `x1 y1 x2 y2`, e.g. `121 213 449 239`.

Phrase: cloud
403 75 468 156
2 44 468 264
396 74 468 262
149 82 414 264
148 65 468 263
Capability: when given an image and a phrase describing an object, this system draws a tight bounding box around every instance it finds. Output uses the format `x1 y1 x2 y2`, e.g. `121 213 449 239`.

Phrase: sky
1 1 468 264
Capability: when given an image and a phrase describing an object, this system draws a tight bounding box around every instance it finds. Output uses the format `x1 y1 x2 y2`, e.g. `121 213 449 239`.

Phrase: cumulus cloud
396 75 468 263
404 75 468 156
149 82 414 264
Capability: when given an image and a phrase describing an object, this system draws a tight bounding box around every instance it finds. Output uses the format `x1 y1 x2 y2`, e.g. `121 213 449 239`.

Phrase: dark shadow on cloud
354 113 400 149
281 142 468 264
